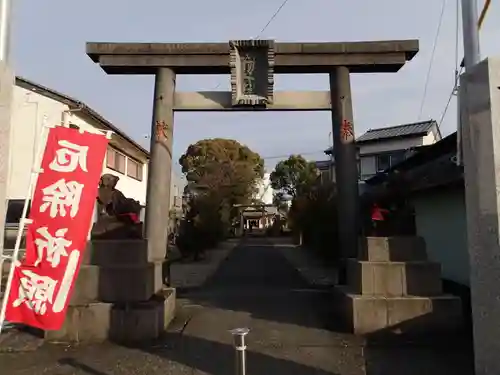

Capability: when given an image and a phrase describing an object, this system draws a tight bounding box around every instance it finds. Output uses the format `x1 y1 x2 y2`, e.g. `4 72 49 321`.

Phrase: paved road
0 237 474 374
171 236 365 375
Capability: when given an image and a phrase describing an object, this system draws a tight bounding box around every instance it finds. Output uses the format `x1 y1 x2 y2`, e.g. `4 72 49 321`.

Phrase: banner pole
0 123 51 334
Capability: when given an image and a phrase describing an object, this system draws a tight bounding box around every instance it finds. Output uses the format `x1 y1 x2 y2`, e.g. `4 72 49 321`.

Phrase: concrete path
169 240 238 289
0 237 474 374
172 236 365 375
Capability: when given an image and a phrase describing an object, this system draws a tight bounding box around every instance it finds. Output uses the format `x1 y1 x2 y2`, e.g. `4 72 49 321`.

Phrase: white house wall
412 189 470 286
422 131 439 145
357 136 431 180
7 85 149 205
8 87 62 199
359 137 424 156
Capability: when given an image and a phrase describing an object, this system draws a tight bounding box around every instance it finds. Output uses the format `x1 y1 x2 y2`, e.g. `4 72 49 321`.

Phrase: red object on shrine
5 126 108 330
119 212 140 224
371 204 388 222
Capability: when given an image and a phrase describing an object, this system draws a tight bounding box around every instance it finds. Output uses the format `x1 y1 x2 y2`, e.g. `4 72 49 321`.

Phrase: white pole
0 0 13 311
0 124 51 334
0 0 11 62
0 115 47 319
0 0 13 331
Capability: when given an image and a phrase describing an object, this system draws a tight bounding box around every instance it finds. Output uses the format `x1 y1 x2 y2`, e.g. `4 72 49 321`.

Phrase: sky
11 0 500 173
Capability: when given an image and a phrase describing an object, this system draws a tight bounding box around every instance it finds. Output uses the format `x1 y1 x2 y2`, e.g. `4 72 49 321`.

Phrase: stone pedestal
334 236 463 336
45 239 176 343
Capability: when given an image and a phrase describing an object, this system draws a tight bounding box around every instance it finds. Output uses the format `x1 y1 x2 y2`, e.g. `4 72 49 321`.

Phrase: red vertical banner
5 126 109 330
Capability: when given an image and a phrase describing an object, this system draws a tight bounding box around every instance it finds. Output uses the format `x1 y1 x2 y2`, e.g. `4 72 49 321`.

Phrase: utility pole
461 0 481 69
0 0 14 265
0 0 11 62
457 0 482 165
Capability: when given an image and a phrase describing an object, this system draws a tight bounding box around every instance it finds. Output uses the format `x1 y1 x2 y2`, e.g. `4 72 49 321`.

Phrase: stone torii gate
233 203 275 235
86 39 418 279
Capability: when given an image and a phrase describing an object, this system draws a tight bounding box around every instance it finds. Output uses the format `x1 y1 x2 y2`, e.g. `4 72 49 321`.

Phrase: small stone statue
90 174 143 239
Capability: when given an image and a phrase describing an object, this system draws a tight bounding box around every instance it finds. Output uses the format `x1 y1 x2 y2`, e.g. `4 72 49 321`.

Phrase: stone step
82 239 153 266
333 285 463 336
347 259 442 297
45 287 176 343
358 236 428 262
71 262 165 304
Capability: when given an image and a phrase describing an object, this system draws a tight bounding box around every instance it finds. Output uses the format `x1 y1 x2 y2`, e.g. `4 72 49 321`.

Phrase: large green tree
179 138 264 204
179 138 264 242
270 155 319 199
177 139 263 255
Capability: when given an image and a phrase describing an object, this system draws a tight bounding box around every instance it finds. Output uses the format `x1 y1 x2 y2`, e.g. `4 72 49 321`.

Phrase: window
390 151 406 166
376 154 391 172
106 147 126 174
69 123 80 130
375 151 408 172
127 158 143 181
5 200 31 224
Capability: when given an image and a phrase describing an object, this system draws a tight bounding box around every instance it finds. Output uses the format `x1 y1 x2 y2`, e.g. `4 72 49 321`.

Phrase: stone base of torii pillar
44 239 176 343
44 69 178 343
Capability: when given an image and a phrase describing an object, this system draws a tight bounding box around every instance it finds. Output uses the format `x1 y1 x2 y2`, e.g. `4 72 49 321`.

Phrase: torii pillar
146 68 175 262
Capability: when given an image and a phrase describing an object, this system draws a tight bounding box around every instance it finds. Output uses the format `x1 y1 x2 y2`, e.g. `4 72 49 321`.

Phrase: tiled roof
364 132 460 188
15 76 149 157
324 120 437 154
315 160 333 170
357 120 436 143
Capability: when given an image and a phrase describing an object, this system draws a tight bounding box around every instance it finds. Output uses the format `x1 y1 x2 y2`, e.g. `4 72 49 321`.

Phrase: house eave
15 76 150 159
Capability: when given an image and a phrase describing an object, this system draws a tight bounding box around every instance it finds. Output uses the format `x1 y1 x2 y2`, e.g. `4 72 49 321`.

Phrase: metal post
0 0 12 62
230 328 249 375
460 0 481 69
456 83 462 165
239 211 243 236
328 131 334 182
457 0 481 165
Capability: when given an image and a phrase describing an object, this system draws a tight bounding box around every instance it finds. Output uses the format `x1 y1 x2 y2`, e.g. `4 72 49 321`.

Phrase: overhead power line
211 0 291 90
439 0 491 128
439 0 462 128
438 71 461 127
261 149 327 160
418 0 447 121
254 0 291 39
